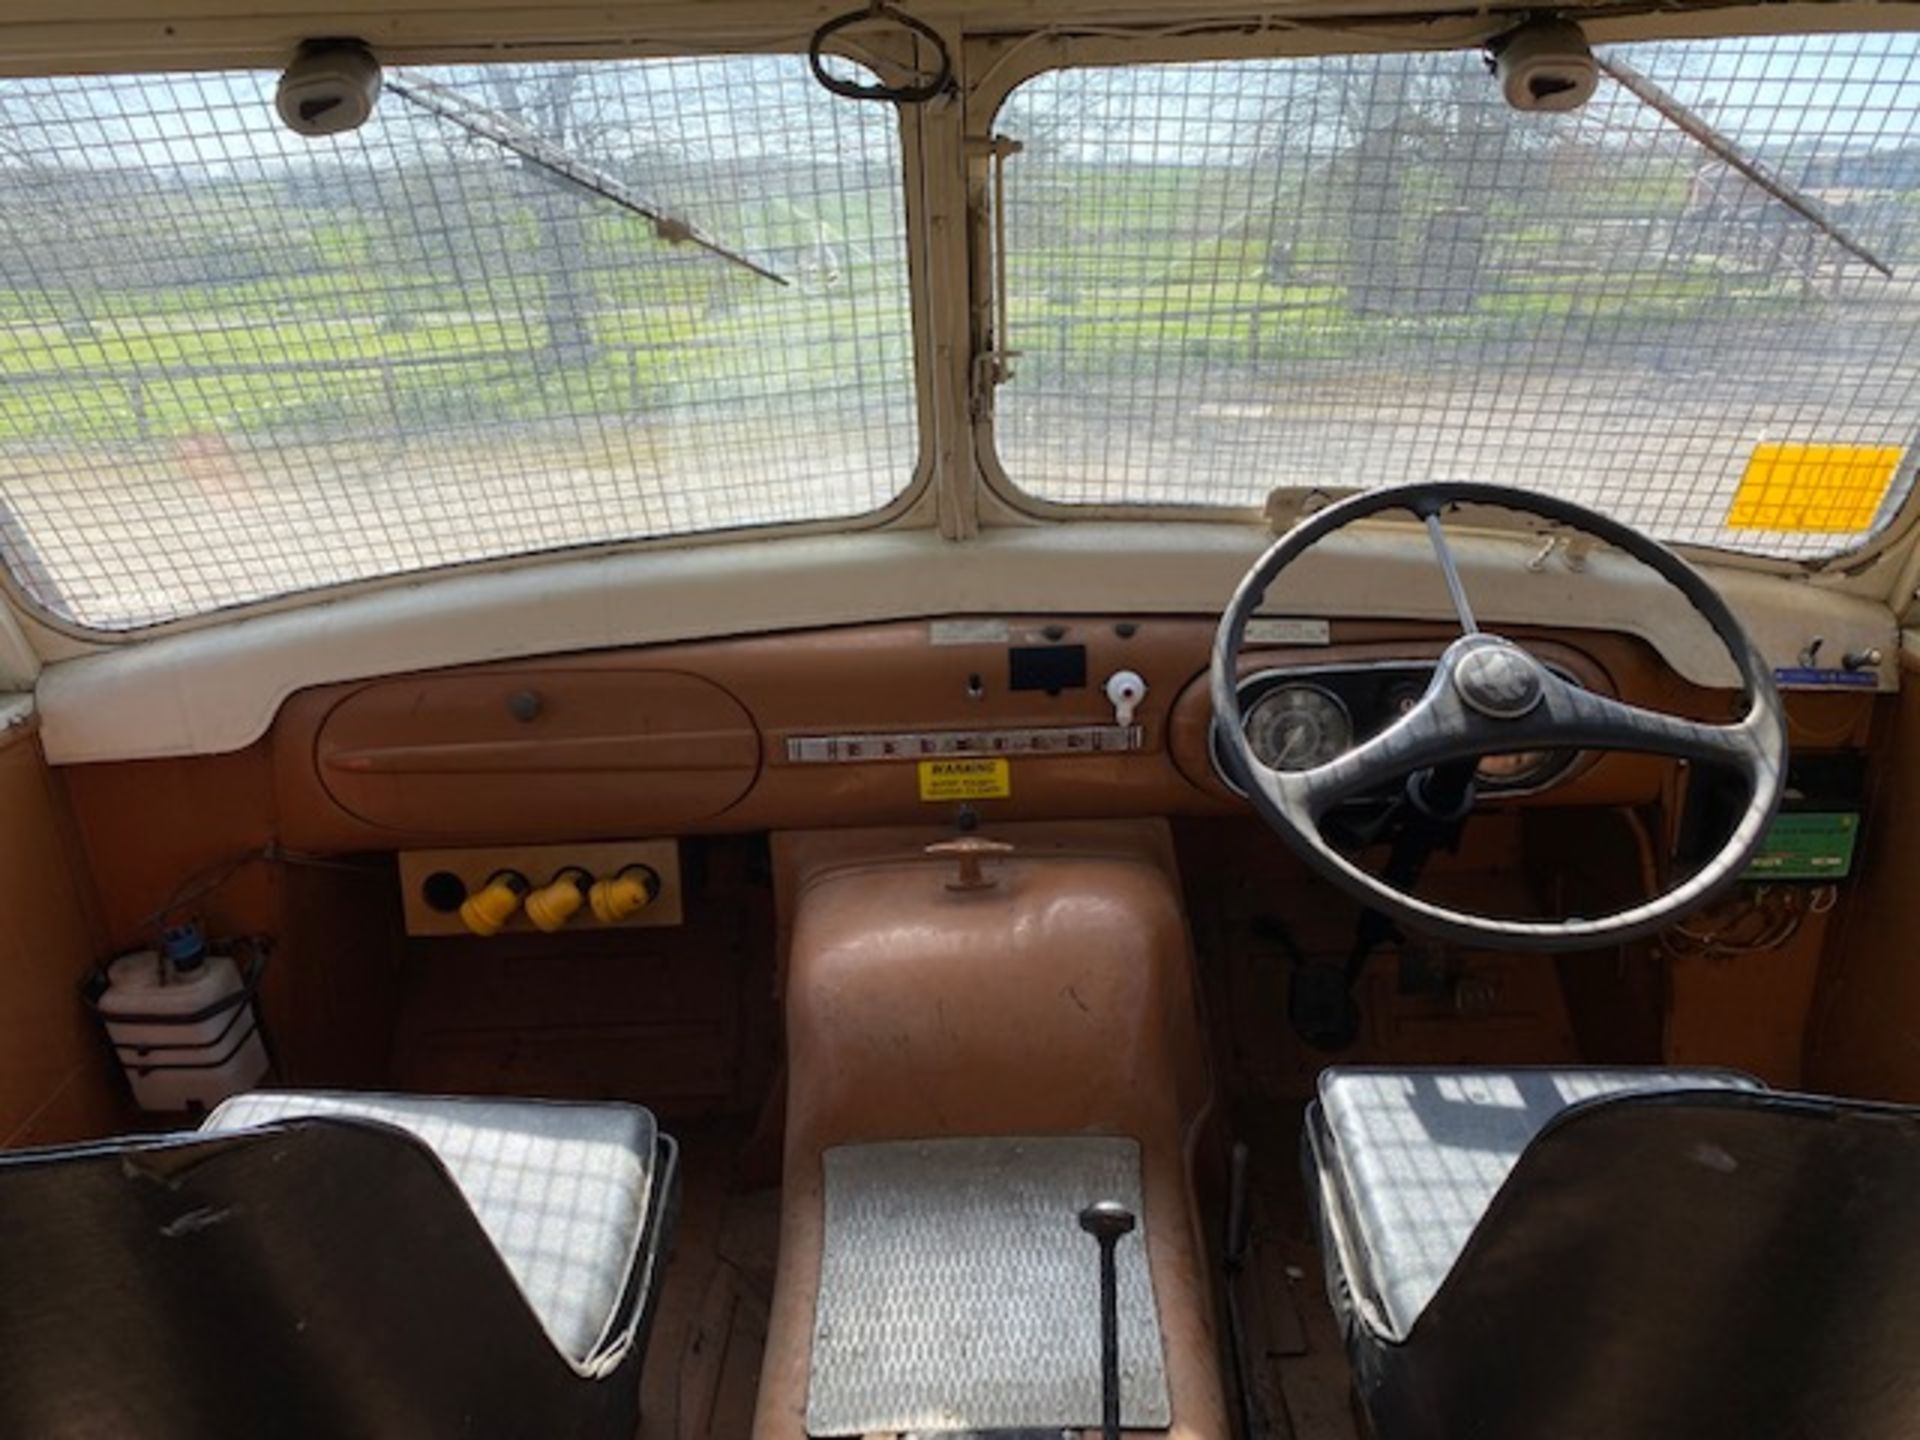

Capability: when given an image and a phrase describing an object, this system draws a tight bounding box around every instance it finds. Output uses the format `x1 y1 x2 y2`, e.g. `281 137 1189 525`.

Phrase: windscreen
0 57 916 630
994 34 1920 558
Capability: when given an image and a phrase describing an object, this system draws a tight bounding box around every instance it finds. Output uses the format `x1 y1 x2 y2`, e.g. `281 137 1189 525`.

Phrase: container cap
161 923 208 970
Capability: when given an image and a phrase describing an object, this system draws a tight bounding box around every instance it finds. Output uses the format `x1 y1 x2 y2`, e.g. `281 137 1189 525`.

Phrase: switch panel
399 839 682 937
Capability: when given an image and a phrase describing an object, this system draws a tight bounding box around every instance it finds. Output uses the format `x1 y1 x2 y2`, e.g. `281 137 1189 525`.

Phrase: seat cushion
1312 1066 1762 1337
203 1090 658 1365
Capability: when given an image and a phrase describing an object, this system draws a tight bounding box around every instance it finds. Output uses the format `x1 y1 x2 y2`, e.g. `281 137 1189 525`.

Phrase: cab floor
635 1105 1362 1440
637 1118 780 1440
1229 1097 1366 1440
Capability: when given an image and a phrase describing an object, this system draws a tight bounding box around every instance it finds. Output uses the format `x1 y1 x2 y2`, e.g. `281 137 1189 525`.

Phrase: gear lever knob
1078 1200 1136 1243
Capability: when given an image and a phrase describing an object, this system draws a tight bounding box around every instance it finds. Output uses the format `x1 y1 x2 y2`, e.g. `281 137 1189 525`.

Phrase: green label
1745 811 1859 880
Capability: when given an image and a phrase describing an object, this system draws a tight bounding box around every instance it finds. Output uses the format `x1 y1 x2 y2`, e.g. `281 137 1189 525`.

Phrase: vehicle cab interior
2 1 1919 1437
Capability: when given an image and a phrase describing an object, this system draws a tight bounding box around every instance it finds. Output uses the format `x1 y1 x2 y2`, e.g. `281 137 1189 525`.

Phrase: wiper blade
385 70 789 287
1597 55 1893 280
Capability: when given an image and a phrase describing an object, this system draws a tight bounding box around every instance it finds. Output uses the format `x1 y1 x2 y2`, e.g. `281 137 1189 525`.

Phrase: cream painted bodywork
0 606 39 694
33 521 1897 763
0 1 1911 74
1 0 1916 756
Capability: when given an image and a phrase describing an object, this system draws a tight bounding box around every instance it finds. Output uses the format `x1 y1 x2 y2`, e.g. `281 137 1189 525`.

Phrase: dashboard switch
1104 669 1148 727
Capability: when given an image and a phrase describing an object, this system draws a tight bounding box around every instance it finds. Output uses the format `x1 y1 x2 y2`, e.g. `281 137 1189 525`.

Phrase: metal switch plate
785 725 1141 763
397 839 682 937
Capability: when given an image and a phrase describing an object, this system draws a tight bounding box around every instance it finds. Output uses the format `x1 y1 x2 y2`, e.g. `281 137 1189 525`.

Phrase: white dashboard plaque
929 619 1010 645
1247 617 1331 646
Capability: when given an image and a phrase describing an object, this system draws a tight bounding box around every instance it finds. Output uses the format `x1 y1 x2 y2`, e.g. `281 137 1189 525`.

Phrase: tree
482 68 600 363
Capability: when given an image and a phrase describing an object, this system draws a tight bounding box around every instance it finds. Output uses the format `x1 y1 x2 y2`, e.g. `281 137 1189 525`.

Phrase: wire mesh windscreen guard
993 35 1920 559
0 59 916 630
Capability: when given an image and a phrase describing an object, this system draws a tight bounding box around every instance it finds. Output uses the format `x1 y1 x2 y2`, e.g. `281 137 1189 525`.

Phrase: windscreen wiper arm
1598 55 1892 279
385 71 790 287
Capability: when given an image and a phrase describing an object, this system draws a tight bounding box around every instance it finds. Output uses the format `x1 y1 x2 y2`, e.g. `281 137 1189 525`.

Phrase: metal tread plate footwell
806 1135 1171 1436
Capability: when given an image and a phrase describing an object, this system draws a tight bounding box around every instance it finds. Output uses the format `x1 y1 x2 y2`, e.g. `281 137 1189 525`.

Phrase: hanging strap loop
809 2 954 105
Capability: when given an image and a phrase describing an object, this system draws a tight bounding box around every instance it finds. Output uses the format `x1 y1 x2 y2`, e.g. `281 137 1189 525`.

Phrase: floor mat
806 1135 1171 1436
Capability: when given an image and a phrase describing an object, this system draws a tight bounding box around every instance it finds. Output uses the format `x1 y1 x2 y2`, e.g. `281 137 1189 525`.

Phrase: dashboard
1213 662 1580 798
237 615 1876 852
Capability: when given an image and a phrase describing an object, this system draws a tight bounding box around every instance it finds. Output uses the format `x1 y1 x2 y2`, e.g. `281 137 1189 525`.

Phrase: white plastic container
95 929 270 1113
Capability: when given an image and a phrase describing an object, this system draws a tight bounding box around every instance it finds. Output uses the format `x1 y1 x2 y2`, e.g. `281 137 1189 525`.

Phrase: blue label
1773 667 1877 689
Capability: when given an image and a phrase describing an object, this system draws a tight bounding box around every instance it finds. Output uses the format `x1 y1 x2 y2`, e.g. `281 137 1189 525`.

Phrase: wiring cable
1658 884 1836 962
139 844 385 938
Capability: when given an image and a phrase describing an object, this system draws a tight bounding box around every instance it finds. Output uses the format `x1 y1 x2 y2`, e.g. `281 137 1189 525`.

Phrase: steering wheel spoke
1539 679 1765 775
1419 505 1479 635
1284 684 1479 818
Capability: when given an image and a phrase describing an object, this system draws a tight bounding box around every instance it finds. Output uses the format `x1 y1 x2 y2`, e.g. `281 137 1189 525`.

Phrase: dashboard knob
925 837 1013 892
1104 669 1148 727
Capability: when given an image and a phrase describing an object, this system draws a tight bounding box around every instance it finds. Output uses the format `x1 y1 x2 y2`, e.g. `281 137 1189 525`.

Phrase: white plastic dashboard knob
1104 669 1148 727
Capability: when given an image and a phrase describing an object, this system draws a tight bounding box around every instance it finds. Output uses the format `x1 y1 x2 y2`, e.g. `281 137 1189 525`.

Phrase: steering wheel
1211 481 1788 952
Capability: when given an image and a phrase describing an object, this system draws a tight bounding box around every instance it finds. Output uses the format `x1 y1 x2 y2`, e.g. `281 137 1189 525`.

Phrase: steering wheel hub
1452 639 1546 719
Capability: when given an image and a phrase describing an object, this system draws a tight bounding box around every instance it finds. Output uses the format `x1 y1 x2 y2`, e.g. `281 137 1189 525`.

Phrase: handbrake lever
1078 1201 1136 1440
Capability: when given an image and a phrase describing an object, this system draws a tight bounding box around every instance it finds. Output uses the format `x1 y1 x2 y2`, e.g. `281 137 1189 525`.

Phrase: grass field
1 140 1916 627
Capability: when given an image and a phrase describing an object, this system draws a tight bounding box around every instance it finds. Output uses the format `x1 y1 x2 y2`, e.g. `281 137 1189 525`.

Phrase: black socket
421 870 469 914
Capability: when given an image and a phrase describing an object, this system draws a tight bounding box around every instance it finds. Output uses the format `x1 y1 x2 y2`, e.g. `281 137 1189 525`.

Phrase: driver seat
1305 1067 1920 1439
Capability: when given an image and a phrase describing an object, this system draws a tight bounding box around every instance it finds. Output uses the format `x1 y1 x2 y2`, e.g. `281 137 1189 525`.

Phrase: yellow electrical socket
525 868 592 933
400 841 680 937
590 865 662 924
459 870 528 937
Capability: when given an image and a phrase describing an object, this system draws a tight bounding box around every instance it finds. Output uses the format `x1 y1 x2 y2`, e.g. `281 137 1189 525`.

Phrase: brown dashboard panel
266 618 1878 851
312 669 758 839
277 620 1219 848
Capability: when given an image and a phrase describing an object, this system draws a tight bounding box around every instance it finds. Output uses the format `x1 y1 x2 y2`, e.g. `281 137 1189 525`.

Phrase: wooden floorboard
638 1119 775 1440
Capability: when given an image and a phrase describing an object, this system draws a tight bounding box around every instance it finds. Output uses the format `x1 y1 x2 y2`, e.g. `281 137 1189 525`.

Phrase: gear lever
1078 1200 1135 1440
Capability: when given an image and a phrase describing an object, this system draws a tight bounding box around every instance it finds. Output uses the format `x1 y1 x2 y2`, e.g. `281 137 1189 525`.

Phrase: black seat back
0 1119 644 1440
1373 1091 1920 1440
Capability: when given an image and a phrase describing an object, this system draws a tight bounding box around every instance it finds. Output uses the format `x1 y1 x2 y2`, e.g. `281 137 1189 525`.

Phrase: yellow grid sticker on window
1726 443 1904 534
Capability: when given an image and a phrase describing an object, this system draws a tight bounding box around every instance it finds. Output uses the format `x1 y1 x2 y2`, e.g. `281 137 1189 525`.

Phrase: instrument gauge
1244 683 1353 772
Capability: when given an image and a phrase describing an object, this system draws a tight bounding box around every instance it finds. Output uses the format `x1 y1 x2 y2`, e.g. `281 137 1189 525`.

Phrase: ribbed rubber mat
806 1135 1170 1436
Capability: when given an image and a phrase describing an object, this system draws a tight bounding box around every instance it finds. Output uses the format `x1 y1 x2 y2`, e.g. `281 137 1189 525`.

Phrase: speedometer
1244 684 1353 771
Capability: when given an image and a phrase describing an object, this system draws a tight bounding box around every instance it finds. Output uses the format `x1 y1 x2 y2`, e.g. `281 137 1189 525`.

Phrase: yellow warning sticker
1726 442 1903 534
918 757 1011 802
